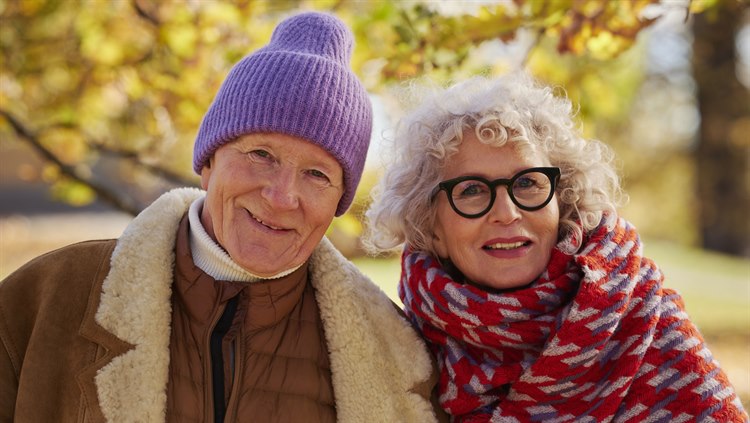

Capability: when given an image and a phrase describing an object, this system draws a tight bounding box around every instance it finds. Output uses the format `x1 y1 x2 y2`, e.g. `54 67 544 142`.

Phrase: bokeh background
1 0 748 408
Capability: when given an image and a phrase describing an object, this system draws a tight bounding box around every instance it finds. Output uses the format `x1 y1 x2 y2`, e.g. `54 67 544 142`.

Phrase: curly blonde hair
365 72 623 256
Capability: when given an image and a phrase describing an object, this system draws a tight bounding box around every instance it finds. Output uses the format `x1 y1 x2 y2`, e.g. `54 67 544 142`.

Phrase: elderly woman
366 72 747 422
0 12 439 423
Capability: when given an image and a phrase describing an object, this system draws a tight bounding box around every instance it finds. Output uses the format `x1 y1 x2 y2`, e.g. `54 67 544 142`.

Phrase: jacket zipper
210 295 239 423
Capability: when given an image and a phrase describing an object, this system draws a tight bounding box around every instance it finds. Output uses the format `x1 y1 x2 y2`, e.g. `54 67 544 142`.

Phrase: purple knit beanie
193 12 373 216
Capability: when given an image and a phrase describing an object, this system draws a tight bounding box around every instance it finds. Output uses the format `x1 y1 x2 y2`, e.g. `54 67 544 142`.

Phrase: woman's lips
482 237 531 250
483 240 528 250
482 237 531 257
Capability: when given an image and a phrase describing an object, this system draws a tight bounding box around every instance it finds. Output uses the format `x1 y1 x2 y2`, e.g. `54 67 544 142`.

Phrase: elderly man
0 12 439 423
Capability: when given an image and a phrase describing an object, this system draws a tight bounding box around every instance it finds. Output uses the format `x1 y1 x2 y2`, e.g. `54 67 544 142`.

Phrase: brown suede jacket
0 188 445 423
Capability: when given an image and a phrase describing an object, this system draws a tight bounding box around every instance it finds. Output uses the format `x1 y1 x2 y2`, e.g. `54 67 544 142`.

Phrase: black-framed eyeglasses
432 167 561 218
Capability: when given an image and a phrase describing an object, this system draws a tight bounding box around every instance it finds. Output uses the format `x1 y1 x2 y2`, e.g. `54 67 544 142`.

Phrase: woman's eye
514 175 548 192
457 182 487 197
515 176 535 188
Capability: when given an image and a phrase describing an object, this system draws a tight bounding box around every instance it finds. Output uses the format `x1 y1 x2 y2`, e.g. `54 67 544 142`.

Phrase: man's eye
308 169 330 181
249 150 271 160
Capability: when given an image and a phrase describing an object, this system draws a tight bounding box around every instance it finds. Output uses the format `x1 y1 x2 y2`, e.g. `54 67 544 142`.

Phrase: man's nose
261 168 300 211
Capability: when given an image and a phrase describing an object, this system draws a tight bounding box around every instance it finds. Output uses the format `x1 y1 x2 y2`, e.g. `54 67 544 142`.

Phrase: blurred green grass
644 240 749 336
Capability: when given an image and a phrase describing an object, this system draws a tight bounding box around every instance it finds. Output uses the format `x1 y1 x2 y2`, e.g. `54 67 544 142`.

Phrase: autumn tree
692 1 749 256
1 0 734 254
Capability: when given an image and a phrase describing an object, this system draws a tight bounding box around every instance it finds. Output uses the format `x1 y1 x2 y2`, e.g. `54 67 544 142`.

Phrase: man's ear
199 157 213 190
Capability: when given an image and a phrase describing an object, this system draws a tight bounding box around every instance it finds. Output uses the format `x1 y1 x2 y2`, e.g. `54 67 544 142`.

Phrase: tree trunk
692 2 750 257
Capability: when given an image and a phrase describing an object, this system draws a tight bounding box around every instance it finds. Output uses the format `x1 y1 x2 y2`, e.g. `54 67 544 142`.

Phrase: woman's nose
487 188 522 224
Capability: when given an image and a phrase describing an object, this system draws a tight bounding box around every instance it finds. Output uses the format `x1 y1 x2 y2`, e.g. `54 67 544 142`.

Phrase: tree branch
520 28 545 68
132 0 160 26
90 142 198 187
0 109 143 216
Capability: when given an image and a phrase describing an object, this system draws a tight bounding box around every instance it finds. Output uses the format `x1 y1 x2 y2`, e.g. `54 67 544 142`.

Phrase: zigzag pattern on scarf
400 214 747 423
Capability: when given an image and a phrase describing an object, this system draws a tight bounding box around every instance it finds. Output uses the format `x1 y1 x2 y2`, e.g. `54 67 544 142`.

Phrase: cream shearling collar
94 188 435 422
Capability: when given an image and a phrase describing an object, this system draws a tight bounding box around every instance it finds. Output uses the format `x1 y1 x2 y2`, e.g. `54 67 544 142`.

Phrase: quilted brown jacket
0 188 442 423
166 214 335 422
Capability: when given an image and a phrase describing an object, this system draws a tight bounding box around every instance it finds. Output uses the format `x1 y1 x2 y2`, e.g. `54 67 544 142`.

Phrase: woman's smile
482 237 532 258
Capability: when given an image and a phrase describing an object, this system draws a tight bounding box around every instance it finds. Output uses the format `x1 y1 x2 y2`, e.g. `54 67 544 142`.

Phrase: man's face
200 133 344 276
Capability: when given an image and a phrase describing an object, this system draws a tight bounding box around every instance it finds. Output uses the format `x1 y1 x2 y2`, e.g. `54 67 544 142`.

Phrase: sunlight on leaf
50 178 96 206
163 23 198 58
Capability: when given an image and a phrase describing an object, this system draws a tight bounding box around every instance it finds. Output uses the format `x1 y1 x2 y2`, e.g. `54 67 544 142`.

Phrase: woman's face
432 131 560 290
200 133 343 277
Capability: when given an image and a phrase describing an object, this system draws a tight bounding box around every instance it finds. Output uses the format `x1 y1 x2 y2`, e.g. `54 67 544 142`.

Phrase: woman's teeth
484 241 526 250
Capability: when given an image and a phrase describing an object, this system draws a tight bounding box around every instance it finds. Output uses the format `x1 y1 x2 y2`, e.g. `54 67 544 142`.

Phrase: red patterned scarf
400 215 747 422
